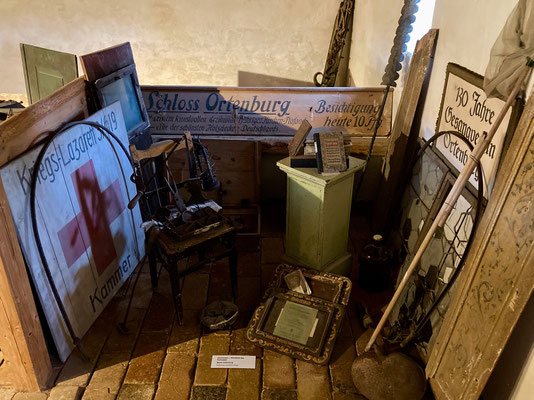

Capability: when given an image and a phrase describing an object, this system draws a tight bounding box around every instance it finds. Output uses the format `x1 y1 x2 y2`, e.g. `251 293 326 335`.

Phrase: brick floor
190 386 226 400
261 388 298 400
86 352 129 395
227 359 261 400
263 350 295 389
154 353 196 400
0 389 16 400
116 384 155 400
296 360 332 400
123 332 167 384
329 339 361 396
193 334 230 386
11 393 48 400
80 388 115 400
47 386 83 400
3 205 434 400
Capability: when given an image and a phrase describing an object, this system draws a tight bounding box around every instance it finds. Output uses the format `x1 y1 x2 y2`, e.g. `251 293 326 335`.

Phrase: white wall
420 0 518 140
349 0 404 111
0 0 340 96
349 0 404 87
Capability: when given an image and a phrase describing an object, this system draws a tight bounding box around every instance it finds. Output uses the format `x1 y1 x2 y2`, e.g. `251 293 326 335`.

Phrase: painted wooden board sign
435 64 519 198
0 102 144 361
141 86 392 139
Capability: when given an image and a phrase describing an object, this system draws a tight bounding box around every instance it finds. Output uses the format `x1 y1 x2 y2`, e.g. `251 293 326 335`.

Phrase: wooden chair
130 137 238 324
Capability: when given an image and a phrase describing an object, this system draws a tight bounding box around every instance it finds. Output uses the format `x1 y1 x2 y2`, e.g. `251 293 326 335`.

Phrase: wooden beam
0 77 88 168
259 136 390 156
350 136 389 156
0 177 52 391
426 84 534 400
372 29 438 231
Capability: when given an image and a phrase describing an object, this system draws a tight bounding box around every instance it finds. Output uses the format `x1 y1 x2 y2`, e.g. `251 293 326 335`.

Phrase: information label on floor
211 355 256 369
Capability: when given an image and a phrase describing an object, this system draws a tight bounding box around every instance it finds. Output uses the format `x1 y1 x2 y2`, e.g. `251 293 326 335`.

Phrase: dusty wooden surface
0 77 88 168
0 177 52 391
427 88 534 400
372 29 438 231
350 136 389 156
168 139 260 206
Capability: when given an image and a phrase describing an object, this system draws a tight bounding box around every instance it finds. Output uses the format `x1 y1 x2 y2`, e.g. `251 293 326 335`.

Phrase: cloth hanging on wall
484 0 534 99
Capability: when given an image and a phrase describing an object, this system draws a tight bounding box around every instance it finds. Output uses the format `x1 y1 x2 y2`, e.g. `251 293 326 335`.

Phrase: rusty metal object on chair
126 133 236 326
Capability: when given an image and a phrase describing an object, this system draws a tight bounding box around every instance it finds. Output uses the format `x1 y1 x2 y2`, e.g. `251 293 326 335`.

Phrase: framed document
272 301 318 344
247 290 345 364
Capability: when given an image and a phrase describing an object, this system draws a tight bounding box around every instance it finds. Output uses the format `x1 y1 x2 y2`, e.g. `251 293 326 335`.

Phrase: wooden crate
168 138 260 206
0 77 89 390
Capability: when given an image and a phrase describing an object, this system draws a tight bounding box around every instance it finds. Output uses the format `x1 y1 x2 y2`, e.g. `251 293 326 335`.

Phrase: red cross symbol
57 159 125 276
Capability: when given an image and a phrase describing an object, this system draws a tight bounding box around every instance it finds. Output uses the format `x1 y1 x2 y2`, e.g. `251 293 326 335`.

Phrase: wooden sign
0 103 144 361
435 64 519 198
141 86 392 139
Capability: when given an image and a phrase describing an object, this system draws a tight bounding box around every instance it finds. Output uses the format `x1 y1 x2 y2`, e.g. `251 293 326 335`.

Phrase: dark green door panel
20 44 78 104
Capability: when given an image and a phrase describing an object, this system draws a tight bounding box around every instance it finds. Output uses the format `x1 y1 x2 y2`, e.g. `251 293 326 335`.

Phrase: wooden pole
365 58 534 353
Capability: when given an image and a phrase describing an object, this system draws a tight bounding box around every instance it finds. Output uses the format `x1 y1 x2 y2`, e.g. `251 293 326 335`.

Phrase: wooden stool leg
229 246 238 300
168 265 184 325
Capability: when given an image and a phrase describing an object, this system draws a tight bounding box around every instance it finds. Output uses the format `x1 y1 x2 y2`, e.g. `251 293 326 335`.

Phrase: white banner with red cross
0 103 145 361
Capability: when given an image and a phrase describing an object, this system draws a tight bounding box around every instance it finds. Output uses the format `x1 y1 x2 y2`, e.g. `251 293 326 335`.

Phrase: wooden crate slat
0 77 88 167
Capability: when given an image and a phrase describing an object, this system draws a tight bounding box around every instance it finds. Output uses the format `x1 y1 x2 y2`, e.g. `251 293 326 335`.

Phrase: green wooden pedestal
277 157 365 276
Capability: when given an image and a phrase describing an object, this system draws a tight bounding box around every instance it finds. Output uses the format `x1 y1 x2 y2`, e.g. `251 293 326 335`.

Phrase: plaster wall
349 0 405 112
0 0 339 95
347 0 404 202
349 0 404 88
419 0 517 140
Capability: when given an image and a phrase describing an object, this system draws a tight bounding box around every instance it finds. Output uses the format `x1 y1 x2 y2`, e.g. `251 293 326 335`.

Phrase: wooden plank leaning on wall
372 29 439 232
0 77 88 391
426 80 534 400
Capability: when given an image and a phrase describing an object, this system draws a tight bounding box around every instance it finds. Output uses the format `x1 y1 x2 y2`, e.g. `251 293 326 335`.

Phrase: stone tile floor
0 204 432 400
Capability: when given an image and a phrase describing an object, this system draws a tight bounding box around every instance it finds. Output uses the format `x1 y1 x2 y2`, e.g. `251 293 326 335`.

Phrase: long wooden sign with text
141 86 392 139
